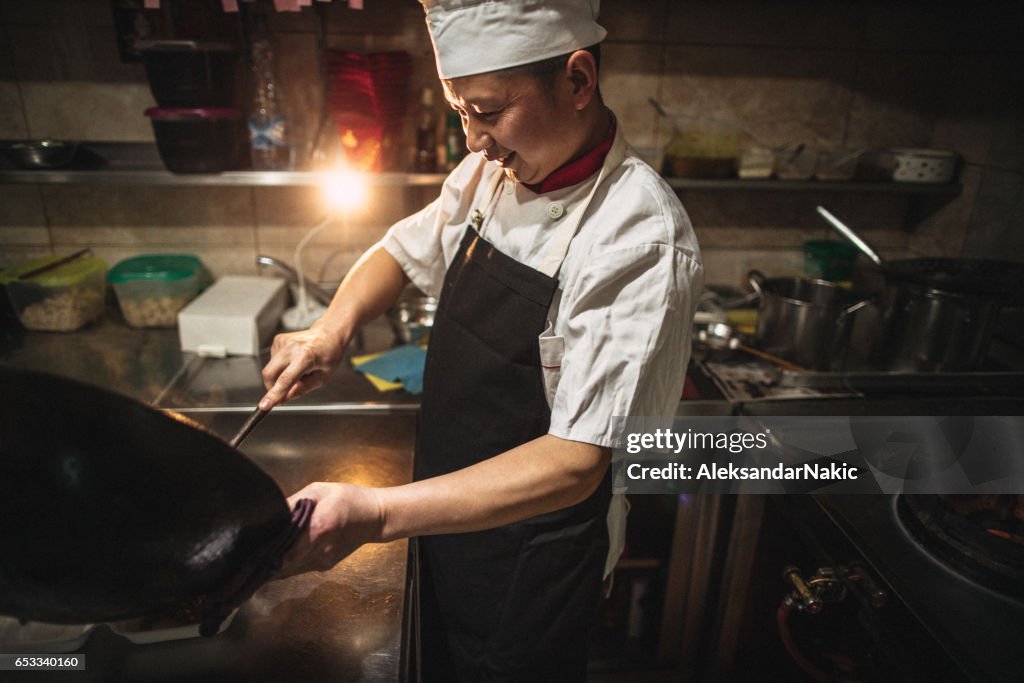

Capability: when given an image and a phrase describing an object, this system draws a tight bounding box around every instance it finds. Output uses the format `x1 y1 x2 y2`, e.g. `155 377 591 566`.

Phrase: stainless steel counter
1 313 419 682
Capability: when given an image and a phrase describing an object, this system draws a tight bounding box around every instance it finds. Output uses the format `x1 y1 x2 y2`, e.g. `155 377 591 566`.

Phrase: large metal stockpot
749 270 871 371
816 206 1024 372
869 258 1024 372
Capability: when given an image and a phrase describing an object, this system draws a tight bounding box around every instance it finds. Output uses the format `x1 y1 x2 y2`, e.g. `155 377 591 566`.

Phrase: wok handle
229 407 269 449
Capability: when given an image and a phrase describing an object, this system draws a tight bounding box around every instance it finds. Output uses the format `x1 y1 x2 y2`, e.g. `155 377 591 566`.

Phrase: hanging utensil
815 206 883 266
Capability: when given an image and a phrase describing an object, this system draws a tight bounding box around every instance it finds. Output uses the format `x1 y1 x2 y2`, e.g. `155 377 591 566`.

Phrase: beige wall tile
602 43 662 150
42 186 254 247
602 0 670 43
700 248 805 288
21 81 155 141
844 53 948 149
256 243 363 286
0 185 46 225
862 6 956 52
658 46 856 149
0 244 54 268
0 81 27 138
667 0 865 49
254 184 415 247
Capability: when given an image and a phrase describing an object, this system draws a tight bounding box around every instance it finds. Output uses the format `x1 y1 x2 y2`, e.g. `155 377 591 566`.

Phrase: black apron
415 225 611 682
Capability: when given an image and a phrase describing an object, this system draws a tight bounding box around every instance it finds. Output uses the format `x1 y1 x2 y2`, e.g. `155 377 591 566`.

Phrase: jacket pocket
538 321 564 410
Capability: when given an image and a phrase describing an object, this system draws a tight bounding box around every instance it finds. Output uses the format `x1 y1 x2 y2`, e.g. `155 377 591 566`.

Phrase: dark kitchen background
1 2 1024 683
1 0 1022 285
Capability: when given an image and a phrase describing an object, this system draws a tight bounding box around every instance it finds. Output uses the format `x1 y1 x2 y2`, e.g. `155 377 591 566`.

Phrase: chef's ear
565 49 599 109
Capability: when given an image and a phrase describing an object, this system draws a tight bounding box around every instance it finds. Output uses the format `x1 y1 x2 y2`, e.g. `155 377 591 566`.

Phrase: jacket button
504 182 515 195
547 202 565 219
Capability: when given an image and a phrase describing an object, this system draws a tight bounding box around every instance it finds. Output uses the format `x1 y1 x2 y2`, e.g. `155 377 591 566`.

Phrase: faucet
256 255 365 351
256 255 335 307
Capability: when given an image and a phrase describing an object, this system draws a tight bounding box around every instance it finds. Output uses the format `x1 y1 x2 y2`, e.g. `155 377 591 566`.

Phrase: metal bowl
1 139 79 169
387 291 436 345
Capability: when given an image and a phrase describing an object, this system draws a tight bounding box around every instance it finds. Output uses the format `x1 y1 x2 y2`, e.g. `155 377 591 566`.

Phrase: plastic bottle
415 87 437 173
248 15 291 171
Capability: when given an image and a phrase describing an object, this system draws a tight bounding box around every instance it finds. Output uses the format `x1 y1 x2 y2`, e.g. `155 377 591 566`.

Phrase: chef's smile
442 69 592 185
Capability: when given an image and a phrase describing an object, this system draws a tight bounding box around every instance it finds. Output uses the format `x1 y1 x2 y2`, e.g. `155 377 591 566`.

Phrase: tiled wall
1 0 1022 289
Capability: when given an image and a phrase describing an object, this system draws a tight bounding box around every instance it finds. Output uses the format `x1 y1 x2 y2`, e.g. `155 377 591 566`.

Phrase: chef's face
443 65 587 185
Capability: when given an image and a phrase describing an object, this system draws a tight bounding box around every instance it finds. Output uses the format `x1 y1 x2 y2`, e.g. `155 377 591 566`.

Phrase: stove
740 397 1024 682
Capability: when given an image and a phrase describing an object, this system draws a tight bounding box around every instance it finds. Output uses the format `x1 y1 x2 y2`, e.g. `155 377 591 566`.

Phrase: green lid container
107 254 203 283
804 240 857 282
106 254 209 328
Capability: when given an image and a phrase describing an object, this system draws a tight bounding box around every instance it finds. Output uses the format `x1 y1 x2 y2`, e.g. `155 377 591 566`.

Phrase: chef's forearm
314 244 410 343
375 434 611 541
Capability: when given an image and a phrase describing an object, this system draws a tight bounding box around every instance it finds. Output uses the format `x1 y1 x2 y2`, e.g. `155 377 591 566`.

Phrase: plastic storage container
1 254 107 332
804 240 858 282
144 107 244 174
107 254 209 328
137 41 238 108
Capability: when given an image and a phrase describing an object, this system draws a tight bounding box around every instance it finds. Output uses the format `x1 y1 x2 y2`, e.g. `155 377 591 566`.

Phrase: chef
259 0 702 680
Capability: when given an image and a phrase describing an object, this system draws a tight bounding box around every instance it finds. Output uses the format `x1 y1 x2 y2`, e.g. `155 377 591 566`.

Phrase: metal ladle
699 322 809 373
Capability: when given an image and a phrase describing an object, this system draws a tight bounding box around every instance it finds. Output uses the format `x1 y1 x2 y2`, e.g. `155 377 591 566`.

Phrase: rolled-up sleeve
548 243 703 447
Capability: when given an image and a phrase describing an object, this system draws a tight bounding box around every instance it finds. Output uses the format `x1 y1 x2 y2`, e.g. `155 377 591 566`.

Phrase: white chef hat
420 0 607 80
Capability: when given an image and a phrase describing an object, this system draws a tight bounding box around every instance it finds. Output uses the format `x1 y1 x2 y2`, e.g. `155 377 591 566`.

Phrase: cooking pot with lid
817 206 1024 371
749 270 871 371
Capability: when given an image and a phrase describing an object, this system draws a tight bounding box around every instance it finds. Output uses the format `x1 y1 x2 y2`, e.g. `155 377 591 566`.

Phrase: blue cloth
353 344 427 395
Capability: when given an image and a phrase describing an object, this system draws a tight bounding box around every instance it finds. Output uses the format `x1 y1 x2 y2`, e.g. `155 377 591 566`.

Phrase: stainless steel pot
817 206 1024 371
871 278 1004 372
749 270 871 371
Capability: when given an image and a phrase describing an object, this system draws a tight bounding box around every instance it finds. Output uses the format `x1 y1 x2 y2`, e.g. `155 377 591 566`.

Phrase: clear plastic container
1 254 107 332
107 254 209 328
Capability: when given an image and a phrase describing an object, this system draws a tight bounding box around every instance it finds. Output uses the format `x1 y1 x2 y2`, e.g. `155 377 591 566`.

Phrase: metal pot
749 270 871 371
871 269 1007 372
817 206 1024 371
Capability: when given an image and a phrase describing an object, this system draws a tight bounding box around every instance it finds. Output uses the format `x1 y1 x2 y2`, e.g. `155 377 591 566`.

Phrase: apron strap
536 126 627 279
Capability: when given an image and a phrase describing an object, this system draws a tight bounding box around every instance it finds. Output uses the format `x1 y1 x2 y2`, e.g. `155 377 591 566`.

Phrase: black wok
816 205 1024 300
0 366 306 632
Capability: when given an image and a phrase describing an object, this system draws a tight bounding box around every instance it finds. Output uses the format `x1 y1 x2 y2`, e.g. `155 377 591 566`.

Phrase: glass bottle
444 111 467 171
415 87 437 173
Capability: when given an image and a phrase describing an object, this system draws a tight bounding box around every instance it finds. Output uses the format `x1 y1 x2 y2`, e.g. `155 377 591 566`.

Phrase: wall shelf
664 176 962 195
0 167 449 187
0 144 963 199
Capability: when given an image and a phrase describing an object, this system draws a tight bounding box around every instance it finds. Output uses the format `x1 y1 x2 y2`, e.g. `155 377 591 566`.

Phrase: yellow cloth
350 350 403 392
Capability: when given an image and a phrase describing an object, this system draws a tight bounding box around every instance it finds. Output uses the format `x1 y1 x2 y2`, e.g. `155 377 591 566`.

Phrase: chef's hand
259 325 346 410
277 482 385 577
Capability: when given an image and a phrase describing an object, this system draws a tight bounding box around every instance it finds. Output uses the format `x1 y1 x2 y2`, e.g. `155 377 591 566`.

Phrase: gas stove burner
898 494 1024 602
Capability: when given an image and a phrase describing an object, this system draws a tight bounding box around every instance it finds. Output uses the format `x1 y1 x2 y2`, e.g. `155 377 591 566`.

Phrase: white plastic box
177 276 287 356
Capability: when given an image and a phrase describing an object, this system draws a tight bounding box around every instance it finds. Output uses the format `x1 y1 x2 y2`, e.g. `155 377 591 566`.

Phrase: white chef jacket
380 122 703 573
382 126 702 439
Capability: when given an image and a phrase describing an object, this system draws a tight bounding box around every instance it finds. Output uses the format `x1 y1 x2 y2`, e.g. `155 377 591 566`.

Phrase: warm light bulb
321 169 368 213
